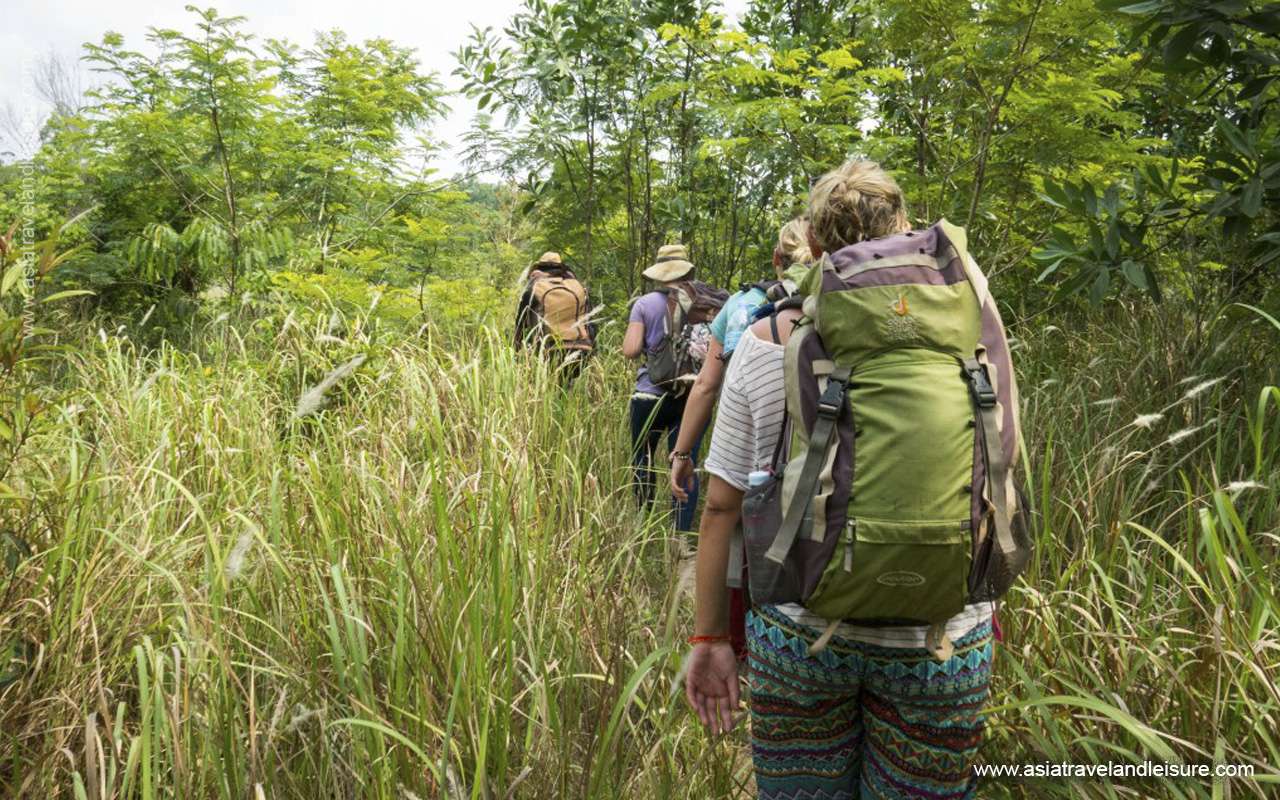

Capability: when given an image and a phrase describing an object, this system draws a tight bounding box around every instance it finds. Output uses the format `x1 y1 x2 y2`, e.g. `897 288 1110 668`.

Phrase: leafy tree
270 31 446 272
0 5 454 319
1033 0 1280 304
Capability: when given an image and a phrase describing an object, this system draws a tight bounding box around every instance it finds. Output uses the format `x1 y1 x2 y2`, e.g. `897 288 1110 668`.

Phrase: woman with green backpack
685 160 1029 799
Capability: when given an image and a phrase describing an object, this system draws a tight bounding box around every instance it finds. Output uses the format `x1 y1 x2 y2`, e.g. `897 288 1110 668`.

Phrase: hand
685 641 741 734
669 454 695 503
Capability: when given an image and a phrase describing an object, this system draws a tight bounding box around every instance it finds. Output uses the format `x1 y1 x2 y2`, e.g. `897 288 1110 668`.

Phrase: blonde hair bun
775 218 812 268
808 160 910 254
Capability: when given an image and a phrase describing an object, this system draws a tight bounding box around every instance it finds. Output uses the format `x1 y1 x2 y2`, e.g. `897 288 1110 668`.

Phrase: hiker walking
669 218 813 658
622 244 727 530
684 161 1031 799
514 251 595 381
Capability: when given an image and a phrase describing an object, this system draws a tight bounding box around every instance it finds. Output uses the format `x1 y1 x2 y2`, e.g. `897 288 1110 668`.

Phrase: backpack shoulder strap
766 352 851 566
775 294 805 312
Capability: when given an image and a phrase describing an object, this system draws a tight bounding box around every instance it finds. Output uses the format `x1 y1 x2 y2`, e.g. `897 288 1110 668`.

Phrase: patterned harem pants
747 605 994 799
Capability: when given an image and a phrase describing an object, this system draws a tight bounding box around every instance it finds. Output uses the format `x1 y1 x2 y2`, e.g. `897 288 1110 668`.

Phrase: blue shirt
709 287 767 356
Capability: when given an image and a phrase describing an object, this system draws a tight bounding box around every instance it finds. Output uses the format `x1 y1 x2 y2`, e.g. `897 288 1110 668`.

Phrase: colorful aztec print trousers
747 605 993 799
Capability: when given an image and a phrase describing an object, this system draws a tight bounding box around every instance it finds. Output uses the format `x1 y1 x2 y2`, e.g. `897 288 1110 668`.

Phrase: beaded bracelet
686 634 730 644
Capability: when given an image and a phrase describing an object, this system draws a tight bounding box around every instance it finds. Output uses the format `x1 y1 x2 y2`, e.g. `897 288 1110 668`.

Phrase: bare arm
670 338 725 501
685 474 743 734
622 320 645 360
693 474 741 638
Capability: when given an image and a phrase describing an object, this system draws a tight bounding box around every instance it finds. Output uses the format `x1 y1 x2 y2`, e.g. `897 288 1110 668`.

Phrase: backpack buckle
965 362 997 409
817 374 848 416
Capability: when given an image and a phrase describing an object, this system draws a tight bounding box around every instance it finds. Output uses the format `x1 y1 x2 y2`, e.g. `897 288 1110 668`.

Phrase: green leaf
38 289 96 304
1105 0 1166 14
1055 263 1096 299
1 263 26 297
1235 303 1280 334
1216 115 1258 160
1089 266 1112 305
1118 220 1145 248
1087 220 1106 257
1162 25 1200 65
1142 263 1162 303
1241 179 1263 217
1223 213 1250 239
1238 75 1275 101
1242 10 1280 36
1082 181 1098 216
1120 259 1148 289
1139 163 1165 193
1039 181 1070 210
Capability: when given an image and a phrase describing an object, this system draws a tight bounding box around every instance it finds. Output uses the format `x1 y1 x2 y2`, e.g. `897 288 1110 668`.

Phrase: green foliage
269 269 505 327
2 3 1279 797
416 276 506 325
1036 0 1280 303
1 302 1277 797
0 212 93 594
458 0 1278 311
0 5 455 319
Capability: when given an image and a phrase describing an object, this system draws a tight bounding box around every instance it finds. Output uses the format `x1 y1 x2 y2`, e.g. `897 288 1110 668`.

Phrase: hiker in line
622 244 727 530
685 160 1029 799
514 251 595 382
668 218 813 659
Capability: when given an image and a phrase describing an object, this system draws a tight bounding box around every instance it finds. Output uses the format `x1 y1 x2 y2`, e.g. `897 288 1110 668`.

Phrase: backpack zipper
843 519 856 571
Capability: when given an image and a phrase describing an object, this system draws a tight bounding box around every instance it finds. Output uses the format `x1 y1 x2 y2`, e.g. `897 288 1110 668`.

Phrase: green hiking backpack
738 220 1032 655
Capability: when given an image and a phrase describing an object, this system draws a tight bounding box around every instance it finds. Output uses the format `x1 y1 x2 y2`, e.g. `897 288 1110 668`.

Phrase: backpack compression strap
964 357 1015 558
765 364 852 565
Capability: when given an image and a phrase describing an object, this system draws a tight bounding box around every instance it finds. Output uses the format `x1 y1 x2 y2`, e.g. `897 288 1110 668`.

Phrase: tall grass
1 301 1277 798
989 306 1280 799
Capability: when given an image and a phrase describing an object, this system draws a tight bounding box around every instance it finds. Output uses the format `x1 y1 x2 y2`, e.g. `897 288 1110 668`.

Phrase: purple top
629 290 671 395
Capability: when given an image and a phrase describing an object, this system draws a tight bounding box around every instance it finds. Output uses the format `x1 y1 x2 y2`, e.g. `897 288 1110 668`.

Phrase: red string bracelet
687 634 730 644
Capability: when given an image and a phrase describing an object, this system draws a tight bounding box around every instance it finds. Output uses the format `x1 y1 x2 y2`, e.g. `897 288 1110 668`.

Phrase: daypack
723 265 810 360
646 280 729 388
738 220 1032 654
528 272 594 352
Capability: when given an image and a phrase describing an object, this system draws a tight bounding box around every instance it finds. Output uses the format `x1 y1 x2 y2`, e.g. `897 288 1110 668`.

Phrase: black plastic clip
818 374 848 416
965 362 997 409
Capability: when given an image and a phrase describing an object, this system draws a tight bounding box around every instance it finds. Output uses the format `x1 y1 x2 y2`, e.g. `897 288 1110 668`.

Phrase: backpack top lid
660 279 729 326
529 266 576 284
801 220 983 366
806 222 967 297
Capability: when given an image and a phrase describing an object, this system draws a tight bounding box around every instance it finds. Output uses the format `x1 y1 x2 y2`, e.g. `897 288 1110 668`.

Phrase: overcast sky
3 0 749 174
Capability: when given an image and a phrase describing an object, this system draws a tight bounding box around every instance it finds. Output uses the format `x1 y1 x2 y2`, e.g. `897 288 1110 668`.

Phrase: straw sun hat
642 244 694 282
534 251 564 268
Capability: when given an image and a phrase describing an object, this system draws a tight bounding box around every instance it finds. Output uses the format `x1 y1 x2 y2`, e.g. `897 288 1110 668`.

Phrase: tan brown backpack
528 273 594 351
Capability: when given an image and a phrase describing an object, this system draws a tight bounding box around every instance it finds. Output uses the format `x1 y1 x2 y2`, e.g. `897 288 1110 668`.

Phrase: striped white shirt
705 327 990 648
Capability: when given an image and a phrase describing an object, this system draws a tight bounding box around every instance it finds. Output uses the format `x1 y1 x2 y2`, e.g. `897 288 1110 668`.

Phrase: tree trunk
209 103 242 294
